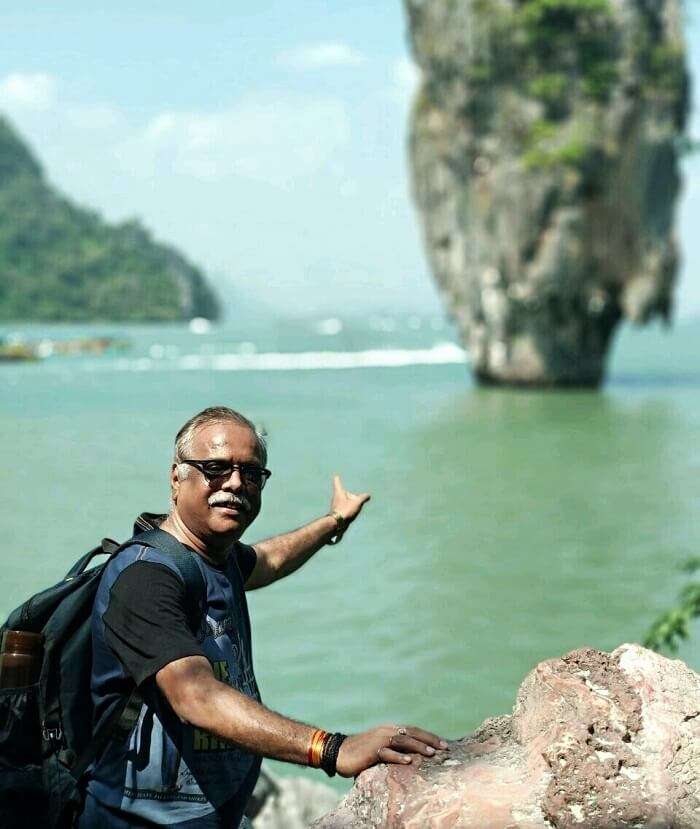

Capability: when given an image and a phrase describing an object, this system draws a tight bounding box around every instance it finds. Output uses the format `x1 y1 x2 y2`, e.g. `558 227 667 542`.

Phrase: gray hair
174 406 268 481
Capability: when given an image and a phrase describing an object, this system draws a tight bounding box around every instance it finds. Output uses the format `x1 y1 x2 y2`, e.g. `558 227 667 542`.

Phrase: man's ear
170 463 180 503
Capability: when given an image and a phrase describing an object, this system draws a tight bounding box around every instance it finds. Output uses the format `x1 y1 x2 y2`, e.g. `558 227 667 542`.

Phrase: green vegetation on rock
461 0 621 170
0 116 221 322
647 43 687 97
521 116 599 172
474 0 619 107
517 0 613 36
517 0 618 169
527 73 568 108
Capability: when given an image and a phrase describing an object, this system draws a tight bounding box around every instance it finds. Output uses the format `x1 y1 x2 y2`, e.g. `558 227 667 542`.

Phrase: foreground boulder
405 0 689 387
312 645 700 828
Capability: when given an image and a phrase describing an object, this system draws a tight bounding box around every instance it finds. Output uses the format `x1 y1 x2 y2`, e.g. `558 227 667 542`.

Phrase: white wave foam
112 342 466 373
314 317 343 336
188 317 212 334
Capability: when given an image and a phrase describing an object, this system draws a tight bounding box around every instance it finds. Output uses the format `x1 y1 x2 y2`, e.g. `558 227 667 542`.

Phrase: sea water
2 313 699 791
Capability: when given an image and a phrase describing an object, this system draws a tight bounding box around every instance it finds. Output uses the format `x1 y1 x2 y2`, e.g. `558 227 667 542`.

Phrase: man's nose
221 467 244 490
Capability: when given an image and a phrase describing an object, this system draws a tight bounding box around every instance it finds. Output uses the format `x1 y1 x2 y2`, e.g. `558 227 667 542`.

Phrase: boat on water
0 336 128 362
0 343 39 362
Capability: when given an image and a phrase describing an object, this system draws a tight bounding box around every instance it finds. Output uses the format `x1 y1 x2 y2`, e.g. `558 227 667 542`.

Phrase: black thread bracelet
320 732 347 777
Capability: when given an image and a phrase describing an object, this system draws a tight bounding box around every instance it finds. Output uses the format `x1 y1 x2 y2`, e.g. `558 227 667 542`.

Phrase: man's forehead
191 421 259 458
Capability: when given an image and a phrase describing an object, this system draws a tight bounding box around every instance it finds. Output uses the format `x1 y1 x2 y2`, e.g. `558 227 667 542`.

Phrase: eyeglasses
180 459 272 490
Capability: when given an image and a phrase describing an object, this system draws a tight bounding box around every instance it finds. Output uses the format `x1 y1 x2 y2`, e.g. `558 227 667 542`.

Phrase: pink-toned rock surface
312 645 700 828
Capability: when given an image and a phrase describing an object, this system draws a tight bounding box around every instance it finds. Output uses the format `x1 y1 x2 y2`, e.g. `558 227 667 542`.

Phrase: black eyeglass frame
179 459 272 490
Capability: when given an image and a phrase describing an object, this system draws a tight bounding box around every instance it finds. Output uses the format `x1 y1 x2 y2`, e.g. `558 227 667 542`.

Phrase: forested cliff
0 116 220 322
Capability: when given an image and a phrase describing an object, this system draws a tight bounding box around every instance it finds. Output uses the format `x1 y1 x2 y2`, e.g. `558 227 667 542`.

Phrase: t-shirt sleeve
236 542 258 585
103 560 207 686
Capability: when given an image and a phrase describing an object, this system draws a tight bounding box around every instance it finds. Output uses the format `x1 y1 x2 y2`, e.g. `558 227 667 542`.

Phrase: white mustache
208 492 251 511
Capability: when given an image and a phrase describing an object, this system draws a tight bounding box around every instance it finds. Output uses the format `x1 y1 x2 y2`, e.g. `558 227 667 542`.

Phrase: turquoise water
2 314 699 791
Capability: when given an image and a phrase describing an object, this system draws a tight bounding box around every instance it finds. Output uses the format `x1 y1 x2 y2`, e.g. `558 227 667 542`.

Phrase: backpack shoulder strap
72 530 207 781
131 527 207 634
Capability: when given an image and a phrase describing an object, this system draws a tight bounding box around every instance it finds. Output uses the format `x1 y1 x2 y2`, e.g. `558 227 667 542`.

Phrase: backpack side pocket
0 684 48 828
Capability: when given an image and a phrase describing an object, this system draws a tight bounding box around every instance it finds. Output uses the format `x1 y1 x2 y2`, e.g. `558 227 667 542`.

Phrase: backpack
0 515 206 829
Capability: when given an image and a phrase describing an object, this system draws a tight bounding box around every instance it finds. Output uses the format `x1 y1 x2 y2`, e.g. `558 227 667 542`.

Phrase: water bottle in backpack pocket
0 630 43 689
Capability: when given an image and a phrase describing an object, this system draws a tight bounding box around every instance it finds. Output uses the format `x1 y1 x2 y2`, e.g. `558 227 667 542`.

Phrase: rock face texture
405 0 689 387
312 644 700 828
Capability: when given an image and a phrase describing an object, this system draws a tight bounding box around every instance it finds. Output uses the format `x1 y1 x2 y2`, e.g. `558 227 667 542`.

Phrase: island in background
0 115 220 323
406 0 689 388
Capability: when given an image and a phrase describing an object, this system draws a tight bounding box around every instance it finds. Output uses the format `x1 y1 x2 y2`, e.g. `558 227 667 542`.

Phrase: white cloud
0 73 123 134
392 57 421 103
0 70 351 192
0 72 57 111
279 42 367 70
115 95 351 187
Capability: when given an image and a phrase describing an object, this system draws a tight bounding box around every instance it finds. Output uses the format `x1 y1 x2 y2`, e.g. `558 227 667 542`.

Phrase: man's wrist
325 510 347 545
306 728 347 776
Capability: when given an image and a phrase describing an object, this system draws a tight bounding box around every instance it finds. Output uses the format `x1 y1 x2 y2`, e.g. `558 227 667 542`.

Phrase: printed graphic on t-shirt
206 614 235 639
203 613 259 701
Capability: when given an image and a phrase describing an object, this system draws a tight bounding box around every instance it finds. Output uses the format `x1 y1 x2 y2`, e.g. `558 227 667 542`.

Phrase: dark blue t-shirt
85 538 261 827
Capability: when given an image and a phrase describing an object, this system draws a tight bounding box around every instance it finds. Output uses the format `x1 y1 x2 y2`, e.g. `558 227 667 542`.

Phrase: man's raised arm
244 475 370 590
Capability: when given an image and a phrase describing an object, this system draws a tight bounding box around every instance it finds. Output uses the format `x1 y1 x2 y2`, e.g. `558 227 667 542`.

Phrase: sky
0 1 699 319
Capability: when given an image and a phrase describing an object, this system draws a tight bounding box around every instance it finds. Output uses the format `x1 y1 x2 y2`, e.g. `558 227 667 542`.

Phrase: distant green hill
0 116 220 322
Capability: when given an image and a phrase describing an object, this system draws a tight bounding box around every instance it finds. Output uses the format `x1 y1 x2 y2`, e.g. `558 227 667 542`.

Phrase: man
81 406 446 828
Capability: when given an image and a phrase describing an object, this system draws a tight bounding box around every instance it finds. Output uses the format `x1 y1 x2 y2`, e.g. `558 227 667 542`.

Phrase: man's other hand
331 474 370 526
336 725 448 778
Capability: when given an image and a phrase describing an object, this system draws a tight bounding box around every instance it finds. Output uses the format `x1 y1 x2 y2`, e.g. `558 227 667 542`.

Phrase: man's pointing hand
330 474 370 527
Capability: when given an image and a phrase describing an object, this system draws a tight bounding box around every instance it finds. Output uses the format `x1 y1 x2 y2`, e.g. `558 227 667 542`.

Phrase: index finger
404 726 449 750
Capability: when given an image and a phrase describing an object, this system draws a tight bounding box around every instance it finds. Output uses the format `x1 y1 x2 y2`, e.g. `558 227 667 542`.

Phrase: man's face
171 421 263 545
